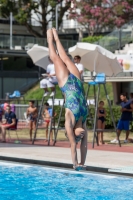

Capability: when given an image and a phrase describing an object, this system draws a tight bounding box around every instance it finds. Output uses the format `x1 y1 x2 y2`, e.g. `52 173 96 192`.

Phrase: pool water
0 162 133 200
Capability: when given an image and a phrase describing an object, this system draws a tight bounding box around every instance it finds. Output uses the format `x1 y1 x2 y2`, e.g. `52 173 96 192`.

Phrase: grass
24 81 113 104
24 82 63 101
9 128 133 146
10 80 133 146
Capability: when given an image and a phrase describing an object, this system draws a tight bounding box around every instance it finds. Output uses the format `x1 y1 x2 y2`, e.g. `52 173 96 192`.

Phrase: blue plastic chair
89 73 106 85
9 91 21 98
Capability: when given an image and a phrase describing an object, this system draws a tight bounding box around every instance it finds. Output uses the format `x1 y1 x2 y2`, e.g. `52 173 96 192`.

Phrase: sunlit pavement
0 140 133 171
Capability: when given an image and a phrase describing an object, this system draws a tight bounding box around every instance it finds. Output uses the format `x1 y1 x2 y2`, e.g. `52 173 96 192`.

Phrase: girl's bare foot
80 165 86 170
52 28 59 41
73 165 82 171
47 29 53 42
78 163 86 170
73 164 86 171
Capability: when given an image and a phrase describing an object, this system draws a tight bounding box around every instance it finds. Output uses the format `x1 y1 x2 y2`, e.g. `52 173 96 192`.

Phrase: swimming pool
0 161 133 200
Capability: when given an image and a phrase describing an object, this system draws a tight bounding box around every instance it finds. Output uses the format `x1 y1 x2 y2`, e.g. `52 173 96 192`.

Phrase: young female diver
47 28 88 170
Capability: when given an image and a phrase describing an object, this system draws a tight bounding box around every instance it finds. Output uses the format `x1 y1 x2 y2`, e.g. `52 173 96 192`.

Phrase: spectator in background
42 102 57 143
0 105 16 142
40 57 57 97
111 93 133 144
27 100 38 141
3 102 9 111
74 55 84 80
1 102 15 113
97 101 106 145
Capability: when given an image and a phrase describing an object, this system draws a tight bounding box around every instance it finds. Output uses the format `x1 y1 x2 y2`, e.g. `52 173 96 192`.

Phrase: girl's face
99 102 104 107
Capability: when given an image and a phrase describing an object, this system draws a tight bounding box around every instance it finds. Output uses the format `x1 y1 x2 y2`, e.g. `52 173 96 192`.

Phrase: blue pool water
0 162 133 200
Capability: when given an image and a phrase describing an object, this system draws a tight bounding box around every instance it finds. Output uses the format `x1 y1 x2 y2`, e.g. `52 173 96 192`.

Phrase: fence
0 34 77 50
97 20 133 52
0 99 95 128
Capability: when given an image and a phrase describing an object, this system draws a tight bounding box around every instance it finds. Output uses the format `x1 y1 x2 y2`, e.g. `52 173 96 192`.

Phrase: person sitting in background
42 102 57 143
27 100 38 141
3 102 9 112
0 105 16 142
74 55 84 80
97 101 106 145
111 93 133 144
40 57 57 97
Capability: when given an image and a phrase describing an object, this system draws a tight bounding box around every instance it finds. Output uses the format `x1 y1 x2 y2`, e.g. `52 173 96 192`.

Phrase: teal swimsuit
60 74 88 123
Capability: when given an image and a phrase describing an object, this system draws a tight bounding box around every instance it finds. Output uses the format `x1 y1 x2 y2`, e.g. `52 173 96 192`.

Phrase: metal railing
0 34 77 50
0 100 64 126
97 21 133 52
0 98 95 122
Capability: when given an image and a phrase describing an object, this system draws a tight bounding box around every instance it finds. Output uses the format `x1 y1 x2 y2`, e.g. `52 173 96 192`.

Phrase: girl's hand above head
75 136 81 143
75 133 84 143
74 128 85 143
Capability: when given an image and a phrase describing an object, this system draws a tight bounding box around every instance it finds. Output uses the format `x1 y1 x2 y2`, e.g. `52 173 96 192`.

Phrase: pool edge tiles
0 155 109 172
108 166 133 175
0 155 133 177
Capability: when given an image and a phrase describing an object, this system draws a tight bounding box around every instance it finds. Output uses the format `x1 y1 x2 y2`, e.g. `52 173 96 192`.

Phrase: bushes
82 35 103 43
82 35 119 52
54 106 65 127
52 105 133 132
99 36 118 45
97 36 119 52
88 106 121 128
54 105 122 129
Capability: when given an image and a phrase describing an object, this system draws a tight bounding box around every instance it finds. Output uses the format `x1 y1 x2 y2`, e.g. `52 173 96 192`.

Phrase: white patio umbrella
27 44 50 70
69 42 123 76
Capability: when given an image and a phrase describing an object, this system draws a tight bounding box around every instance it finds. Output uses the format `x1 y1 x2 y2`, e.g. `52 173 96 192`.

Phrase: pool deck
0 140 133 176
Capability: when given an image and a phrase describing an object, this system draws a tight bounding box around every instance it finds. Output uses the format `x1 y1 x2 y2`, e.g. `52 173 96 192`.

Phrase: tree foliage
0 0 71 37
69 0 133 36
82 35 103 43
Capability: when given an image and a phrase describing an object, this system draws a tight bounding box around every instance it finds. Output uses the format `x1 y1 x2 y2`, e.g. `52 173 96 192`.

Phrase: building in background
0 1 133 101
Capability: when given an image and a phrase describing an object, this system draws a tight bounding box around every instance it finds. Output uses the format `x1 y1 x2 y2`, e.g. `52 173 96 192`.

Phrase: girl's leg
97 120 102 145
47 29 69 87
80 122 87 165
101 122 105 144
29 121 33 141
33 120 36 132
46 128 48 140
52 28 80 80
44 122 49 141
1 126 6 141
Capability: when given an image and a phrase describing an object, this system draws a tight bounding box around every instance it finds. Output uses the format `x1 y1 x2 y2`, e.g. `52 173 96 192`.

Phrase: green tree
0 0 71 37
69 0 133 36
